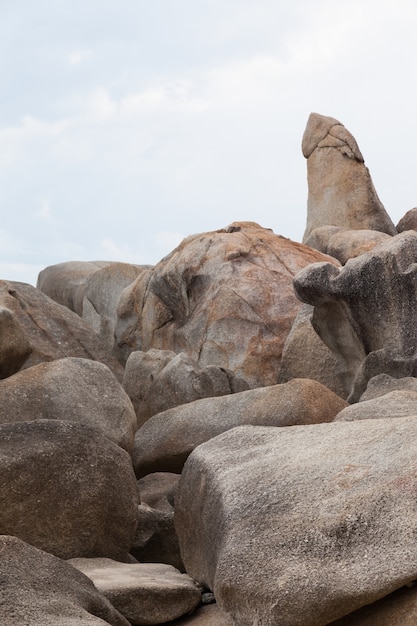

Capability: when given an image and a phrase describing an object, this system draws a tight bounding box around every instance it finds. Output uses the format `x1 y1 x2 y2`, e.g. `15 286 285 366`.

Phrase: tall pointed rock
302 113 396 243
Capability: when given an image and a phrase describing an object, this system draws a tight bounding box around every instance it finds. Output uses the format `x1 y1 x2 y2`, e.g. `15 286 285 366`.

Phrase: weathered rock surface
0 357 137 452
82 262 148 351
131 503 184 571
335 390 417 422
175 419 417 626
396 207 417 233
329 583 417 625
294 231 417 401
37 260 111 315
69 558 201 625
165 604 234 625
0 305 32 378
138 472 180 513
0 419 138 560
123 349 248 427
302 112 396 243
114 221 337 388
0 535 130 626
0 280 124 380
359 373 417 401
278 304 347 398
133 378 347 477
304 225 391 263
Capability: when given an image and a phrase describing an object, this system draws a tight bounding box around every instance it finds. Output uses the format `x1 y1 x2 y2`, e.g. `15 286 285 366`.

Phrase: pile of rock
2 113 417 625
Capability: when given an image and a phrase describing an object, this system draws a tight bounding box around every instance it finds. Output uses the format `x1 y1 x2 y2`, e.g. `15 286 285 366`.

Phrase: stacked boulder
2 113 417 624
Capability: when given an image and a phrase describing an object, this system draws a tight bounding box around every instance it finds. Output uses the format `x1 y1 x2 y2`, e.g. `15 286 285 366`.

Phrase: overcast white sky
2 0 417 285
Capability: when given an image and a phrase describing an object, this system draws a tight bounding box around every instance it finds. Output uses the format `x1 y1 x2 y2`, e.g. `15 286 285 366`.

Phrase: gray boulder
0 279 124 381
0 419 138 560
0 305 32 378
335 390 417 422
0 357 137 452
396 207 417 233
133 378 347 477
123 349 248 427
359 373 417 401
278 304 347 398
0 535 130 626
304 225 391 264
37 260 110 315
175 418 417 625
69 558 201 625
294 231 417 401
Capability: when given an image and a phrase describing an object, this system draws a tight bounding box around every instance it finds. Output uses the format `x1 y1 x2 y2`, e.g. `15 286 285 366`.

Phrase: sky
2 0 417 285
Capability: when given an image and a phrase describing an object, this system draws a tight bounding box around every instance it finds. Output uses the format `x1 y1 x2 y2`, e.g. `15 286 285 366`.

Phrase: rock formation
302 112 396 252
114 221 336 388
2 113 417 625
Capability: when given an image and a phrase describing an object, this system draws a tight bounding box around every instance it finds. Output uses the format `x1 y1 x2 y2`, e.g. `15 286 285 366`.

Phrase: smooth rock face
335 390 417 422
359 373 417 401
114 222 336 388
82 262 147 351
278 304 347 398
69 558 201 625
0 280 124 381
133 378 347 477
0 419 138 560
302 112 396 243
0 536 130 626
0 305 32 378
0 357 137 452
294 231 417 401
37 260 111 315
175 419 417 626
165 604 234 625
329 583 417 625
396 207 417 233
123 349 248 427
304 225 391 264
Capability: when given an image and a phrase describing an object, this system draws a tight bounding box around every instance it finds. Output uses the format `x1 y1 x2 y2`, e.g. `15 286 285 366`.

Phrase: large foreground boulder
0 536 130 626
175 418 417 625
0 357 137 452
302 112 396 244
114 222 337 388
133 378 347 477
0 420 138 560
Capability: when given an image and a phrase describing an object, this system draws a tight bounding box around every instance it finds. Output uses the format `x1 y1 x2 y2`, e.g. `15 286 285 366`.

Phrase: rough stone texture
294 231 417 402
123 349 248 427
37 260 111 315
329 583 417 625
0 305 32 378
130 503 184 572
175 419 417 626
114 221 337 388
304 225 391 264
396 207 417 233
138 472 180 513
0 280 124 381
0 535 130 626
165 604 234 625
0 419 138 560
335 390 417 422
133 378 347 477
302 112 396 243
0 357 137 452
278 304 347 398
359 373 417 401
82 262 148 351
69 558 201 626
